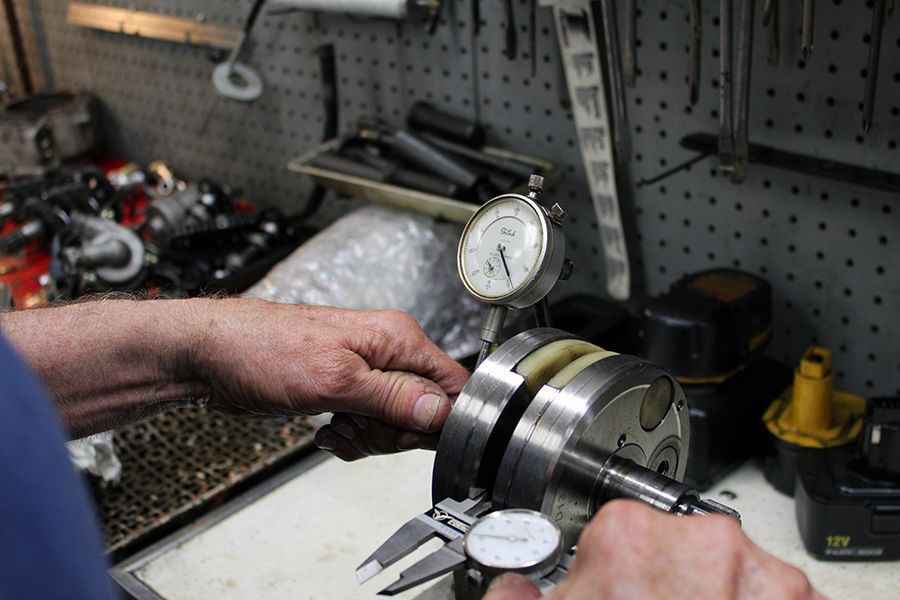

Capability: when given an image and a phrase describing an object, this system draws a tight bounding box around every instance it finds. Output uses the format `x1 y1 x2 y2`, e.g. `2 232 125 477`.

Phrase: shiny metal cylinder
595 454 696 513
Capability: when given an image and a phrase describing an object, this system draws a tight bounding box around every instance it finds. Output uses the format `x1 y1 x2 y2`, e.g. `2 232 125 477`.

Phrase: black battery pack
684 357 792 490
795 397 900 561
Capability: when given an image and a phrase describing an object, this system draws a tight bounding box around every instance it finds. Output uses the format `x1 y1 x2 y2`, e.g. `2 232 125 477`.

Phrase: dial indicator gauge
458 194 558 308
463 509 563 576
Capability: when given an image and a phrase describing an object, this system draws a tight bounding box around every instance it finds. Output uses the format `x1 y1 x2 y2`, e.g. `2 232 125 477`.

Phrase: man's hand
0 298 469 449
484 500 825 600
195 299 470 460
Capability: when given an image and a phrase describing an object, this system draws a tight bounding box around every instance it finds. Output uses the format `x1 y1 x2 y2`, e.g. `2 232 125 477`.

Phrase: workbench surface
122 450 899 599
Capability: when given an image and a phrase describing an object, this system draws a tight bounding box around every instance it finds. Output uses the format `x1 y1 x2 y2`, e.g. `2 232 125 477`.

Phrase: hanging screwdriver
731 0 755 184
763 0 778 65
801 0 814 59
688 0 702 105
862 0 891 132
623 0 637 86
503 0 517 60
718 0 735 174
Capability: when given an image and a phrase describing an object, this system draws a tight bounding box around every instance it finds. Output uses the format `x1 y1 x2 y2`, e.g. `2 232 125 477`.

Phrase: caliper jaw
356 495 491 592
378 538 466 596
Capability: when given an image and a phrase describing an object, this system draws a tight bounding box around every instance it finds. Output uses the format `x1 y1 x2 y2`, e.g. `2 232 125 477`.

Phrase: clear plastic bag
244 206 483 359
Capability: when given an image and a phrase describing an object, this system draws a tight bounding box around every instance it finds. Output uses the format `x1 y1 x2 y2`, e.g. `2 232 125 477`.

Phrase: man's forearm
0 299 211 438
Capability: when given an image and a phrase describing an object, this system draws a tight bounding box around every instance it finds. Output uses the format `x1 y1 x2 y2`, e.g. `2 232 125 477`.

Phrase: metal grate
89 406 316 559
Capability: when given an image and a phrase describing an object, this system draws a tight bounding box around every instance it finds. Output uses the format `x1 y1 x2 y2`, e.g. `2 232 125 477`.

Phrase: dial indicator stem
476 305 509 368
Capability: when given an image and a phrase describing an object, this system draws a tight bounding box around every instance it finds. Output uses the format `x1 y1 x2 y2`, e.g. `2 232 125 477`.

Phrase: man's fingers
353 370 454 433
483 574 542 600
314 425 366 461
318 415 441 460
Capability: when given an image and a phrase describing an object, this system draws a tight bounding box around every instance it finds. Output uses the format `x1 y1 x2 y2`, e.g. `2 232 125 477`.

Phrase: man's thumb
483 574 542 600
361 370 452 433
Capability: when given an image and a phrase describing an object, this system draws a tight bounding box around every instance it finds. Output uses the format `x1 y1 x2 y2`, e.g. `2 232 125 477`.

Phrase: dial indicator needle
498 244 513 286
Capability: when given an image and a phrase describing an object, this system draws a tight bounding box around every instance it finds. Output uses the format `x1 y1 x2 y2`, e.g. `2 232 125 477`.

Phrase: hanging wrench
763 0 778 65
688 0 702 105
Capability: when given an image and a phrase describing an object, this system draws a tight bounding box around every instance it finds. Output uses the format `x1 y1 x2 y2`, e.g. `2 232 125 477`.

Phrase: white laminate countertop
127 451 899 599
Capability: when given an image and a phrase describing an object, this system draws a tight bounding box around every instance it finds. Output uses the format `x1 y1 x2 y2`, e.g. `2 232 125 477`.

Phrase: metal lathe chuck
358 328 739 596
434 328 736 546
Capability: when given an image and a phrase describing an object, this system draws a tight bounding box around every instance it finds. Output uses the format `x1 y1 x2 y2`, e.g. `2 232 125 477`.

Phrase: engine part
0 198 17 227
0 169 112 253
763 346 866 496
0 91 100 171
219 209 297 277
146 161 184 197
361 328 739 596
796 397 900 561
0 281 12 309
51 214 145 293
144 179 233 241
144 187 201 239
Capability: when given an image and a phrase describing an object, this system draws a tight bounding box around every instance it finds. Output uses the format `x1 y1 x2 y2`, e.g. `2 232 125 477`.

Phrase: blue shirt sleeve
0 332 114 600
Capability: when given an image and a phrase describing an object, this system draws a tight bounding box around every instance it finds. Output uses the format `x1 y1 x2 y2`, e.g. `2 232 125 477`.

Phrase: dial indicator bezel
463 508 564 577
457 193 560 309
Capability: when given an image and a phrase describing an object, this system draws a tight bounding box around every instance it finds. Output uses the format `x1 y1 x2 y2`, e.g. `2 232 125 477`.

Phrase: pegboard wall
3 0 898 396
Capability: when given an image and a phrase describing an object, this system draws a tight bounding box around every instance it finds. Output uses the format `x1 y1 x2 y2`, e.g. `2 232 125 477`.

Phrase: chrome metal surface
494 355 689 545
463 509 562 577
432 328 571 503
357 495 485 585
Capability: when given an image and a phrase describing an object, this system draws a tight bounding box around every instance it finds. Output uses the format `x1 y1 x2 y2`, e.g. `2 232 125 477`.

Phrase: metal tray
288 138 558 224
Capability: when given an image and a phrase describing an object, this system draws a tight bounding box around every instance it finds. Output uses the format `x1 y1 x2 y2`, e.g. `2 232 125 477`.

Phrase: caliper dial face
460 197 545 301
464 509 562 574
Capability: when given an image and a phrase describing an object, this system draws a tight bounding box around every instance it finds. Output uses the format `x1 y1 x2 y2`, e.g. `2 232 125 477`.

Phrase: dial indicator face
460 197 545 301
464 509 562 573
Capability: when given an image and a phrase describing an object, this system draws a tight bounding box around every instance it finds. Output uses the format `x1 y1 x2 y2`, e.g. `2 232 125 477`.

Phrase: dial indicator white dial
459 197 546 301
464 509 563 576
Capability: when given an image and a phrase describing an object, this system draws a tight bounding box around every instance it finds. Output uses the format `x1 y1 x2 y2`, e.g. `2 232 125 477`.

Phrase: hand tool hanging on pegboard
862 0 893 132
718 0 754 183
539 0 630 301
763 0 779 65
199 0 268 133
